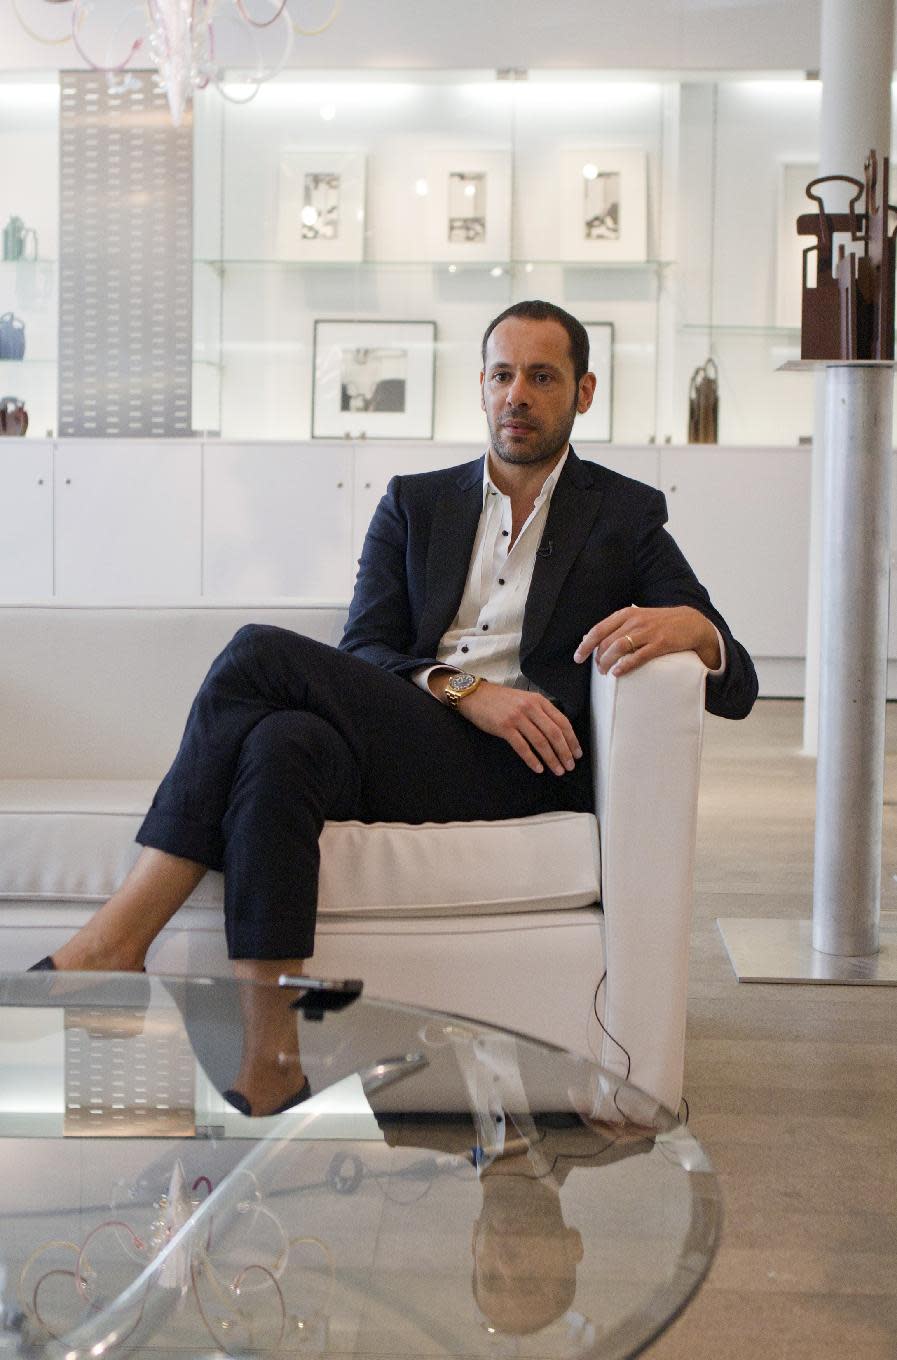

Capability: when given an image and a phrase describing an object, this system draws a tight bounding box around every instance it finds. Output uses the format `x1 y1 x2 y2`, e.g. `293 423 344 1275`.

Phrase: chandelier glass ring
13 0 341 122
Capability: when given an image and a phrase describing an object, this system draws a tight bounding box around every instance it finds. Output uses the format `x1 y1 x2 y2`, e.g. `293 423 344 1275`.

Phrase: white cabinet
203 442 354 600
0 440 52 599
0 438 850 698
659 446 811 659
54 441 202 598
580 443 661 488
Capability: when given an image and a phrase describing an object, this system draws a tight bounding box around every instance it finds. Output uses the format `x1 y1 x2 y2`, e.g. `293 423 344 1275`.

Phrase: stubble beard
488 404 578 467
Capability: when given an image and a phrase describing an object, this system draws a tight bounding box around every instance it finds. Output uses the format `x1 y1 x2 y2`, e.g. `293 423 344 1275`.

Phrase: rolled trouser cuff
136 808 225 872
225 917 318 961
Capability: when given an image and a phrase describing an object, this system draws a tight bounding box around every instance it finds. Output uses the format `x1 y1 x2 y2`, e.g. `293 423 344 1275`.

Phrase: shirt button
461 645 469 653
498 578 505 585
482 624 489 631
501 530 509 537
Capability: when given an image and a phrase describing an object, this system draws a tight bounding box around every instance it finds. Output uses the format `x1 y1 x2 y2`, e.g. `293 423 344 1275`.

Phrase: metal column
813 364 892 956
719 360 897 985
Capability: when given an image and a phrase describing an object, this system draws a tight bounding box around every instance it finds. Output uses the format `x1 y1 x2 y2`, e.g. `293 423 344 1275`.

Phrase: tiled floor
647 699 897 1359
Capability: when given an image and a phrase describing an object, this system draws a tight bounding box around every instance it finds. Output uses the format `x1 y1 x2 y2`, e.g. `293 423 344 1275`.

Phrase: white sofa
0 604 707 1113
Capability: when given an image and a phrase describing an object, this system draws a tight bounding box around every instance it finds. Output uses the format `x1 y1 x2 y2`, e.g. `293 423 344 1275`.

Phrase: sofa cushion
0 780 601 918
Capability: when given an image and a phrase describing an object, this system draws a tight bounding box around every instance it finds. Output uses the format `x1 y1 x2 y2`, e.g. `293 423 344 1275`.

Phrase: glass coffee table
0 972 719 1359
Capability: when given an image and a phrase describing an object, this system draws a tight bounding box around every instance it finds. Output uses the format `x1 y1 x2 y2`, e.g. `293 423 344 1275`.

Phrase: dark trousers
137 625 592 960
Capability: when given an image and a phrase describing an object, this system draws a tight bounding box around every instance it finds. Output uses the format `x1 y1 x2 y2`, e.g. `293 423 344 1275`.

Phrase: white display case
0 77 59 439
192 70 672 444
7 68 897 445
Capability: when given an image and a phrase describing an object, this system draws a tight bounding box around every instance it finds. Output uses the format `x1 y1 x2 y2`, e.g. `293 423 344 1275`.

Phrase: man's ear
480 372 486 412
577 371 597 415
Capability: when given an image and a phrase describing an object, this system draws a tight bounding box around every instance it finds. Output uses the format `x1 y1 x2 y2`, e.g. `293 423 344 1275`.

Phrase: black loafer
27 957 146 973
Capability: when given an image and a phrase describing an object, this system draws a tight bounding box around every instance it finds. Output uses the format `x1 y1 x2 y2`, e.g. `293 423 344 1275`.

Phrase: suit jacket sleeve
339 475 441 677
632 489 758 719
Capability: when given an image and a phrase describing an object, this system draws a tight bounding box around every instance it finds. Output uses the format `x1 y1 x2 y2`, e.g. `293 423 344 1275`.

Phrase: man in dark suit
30 301 756 1115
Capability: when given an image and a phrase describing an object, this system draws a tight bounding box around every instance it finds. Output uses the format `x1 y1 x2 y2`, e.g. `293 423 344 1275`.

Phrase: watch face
448 672 477 692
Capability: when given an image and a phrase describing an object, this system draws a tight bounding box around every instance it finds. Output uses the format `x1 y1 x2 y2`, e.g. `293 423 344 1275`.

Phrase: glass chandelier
13 0 341 123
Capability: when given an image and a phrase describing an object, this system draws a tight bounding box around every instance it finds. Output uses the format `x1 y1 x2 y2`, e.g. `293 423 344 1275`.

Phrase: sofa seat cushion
0 781 601 918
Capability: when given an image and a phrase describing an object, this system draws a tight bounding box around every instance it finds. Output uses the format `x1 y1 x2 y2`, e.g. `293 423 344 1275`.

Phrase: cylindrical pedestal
812 365 894 956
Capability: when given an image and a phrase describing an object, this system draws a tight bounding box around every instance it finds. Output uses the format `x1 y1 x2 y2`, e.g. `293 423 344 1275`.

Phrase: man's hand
573 605 722 677
431 675 582 775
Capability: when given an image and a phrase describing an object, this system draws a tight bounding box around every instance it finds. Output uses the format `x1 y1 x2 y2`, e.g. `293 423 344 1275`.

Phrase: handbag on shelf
687 357 719 443
0 312 26 360
0 396 28 435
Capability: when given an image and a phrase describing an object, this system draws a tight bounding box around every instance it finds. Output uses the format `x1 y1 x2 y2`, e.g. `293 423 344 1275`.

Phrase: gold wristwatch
444 671 483 709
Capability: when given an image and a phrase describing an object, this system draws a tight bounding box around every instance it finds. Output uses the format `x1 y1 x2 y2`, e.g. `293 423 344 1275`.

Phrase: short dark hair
481 300 590 384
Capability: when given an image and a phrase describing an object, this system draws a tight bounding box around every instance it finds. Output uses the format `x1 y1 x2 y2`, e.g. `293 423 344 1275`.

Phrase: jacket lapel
417 458 484 653
520 450 605 661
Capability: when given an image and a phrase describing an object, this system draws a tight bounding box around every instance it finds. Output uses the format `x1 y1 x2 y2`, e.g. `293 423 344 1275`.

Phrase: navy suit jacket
340 449 758 723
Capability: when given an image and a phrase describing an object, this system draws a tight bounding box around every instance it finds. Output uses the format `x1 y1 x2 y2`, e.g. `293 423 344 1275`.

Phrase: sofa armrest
589 650 707 1114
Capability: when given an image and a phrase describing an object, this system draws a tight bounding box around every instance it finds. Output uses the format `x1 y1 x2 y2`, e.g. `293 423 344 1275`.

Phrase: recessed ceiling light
415 178 429 197
582 162 599 180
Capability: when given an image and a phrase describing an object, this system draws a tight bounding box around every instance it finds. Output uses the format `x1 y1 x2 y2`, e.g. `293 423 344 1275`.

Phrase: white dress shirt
415 449 569 693
415 449 725 697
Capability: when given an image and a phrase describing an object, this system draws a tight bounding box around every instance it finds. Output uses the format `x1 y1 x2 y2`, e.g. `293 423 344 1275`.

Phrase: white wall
0 1 828 77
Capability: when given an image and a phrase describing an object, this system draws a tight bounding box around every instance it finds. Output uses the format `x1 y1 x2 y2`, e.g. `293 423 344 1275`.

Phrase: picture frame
559 149 648 263
776 161 818 330
311 319 437 439
370 149 512 263
574 323 614 443
275 150 366 262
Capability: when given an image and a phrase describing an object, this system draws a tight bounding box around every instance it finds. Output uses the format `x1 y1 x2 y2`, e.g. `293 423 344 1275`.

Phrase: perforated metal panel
59 71 193 437
64 1006 196 1137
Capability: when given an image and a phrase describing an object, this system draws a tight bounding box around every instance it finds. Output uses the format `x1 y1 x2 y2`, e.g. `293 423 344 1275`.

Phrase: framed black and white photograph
448 170 487 243
276 150 366 262
559 150 647 263
370 149 511 262
312 319 437 439
574 322 614 443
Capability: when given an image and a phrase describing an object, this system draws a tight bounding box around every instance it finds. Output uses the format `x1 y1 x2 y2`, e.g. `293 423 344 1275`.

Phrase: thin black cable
590 968 637 1123
591 969 632 1084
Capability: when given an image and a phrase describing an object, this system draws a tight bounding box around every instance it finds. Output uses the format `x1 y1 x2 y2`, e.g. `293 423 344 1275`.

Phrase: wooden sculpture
798 150 896 360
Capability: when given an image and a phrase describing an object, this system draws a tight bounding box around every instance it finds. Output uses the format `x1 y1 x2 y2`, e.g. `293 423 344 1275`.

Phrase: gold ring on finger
624 634 636 654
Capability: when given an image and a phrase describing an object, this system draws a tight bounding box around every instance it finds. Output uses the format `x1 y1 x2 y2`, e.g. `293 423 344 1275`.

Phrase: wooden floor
648 699 897 1360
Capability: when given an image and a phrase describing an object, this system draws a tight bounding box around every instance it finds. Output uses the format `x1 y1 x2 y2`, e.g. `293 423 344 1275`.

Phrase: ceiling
0 0 832 76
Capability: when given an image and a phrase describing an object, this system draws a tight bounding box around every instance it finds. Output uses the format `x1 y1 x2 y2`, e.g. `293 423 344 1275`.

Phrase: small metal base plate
717 917 897 985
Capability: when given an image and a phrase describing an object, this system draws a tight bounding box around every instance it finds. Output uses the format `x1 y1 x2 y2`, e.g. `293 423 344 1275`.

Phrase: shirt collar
481 445 570 509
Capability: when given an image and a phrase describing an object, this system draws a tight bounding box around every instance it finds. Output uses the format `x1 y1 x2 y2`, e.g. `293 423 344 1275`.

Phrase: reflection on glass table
0 972 719 1359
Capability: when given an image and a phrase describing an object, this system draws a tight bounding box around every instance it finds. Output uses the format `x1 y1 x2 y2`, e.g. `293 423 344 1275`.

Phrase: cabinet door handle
37 478 44 485
65 478 72 485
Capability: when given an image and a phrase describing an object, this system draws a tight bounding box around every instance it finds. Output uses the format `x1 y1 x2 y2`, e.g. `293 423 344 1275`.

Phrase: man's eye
492 371 510 382
535 373 552 383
